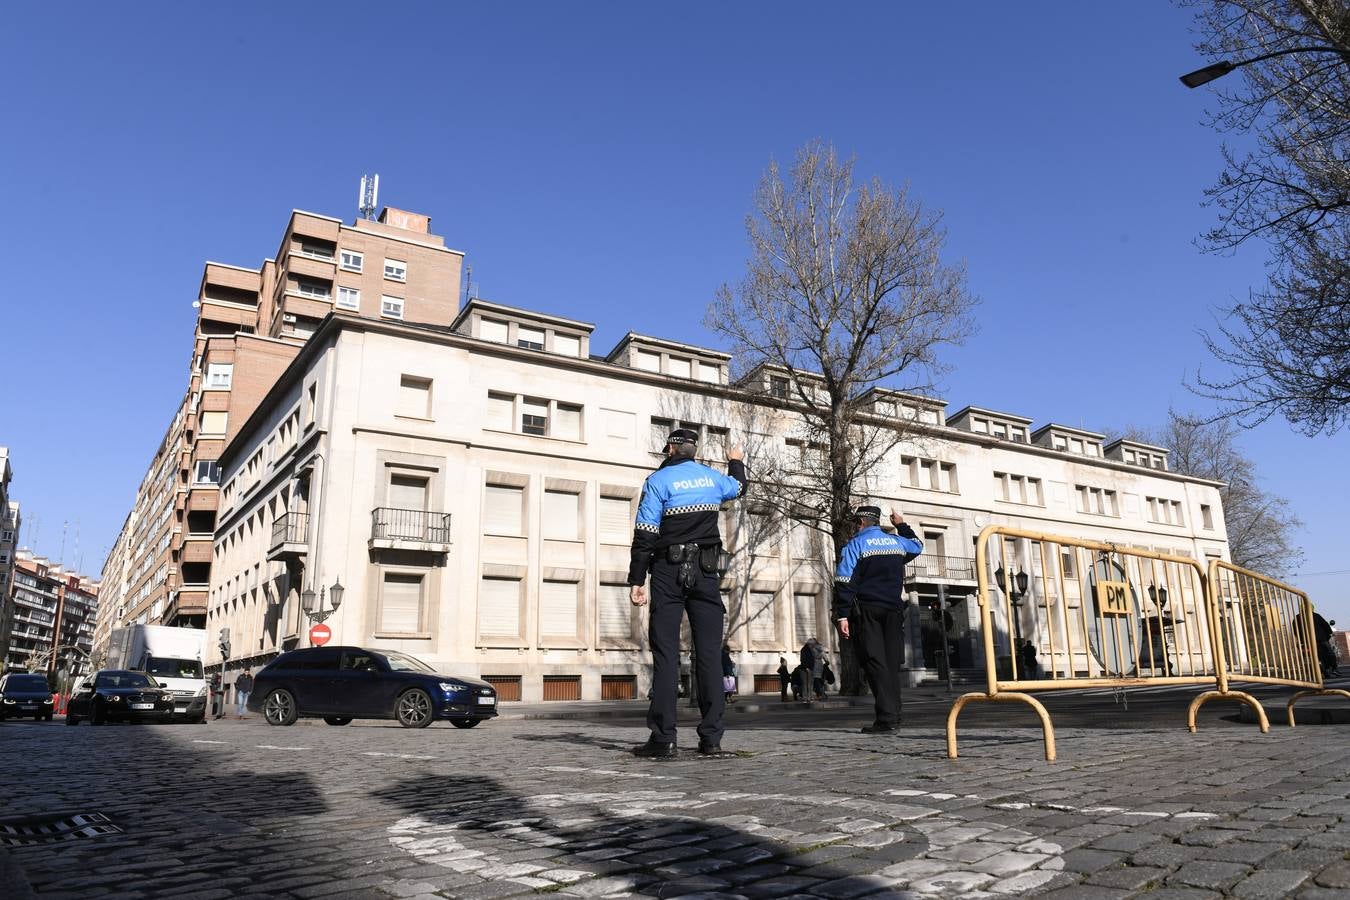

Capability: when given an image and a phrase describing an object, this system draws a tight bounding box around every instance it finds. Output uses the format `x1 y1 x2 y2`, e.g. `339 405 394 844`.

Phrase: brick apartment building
5 549 98 677
93 206 465 660
0 447 19 665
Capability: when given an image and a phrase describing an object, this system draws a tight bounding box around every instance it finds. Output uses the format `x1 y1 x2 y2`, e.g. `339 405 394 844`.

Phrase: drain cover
0 813 122 845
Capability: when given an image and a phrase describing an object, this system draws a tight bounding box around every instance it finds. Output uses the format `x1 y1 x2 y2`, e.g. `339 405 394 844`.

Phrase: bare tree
1180 0 1350 435
1106 411 1304 575
707 142 978 691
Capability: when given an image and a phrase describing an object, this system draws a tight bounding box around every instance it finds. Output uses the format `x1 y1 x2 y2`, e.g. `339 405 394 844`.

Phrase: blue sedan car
248 646 498 729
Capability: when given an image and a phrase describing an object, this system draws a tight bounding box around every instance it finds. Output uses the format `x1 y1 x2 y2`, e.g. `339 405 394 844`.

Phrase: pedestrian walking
234 669 253 718
777 656 791 702
721 645 737 703
628 428 747 759
799 640 816 702
834 506 923 734
809 637 826 698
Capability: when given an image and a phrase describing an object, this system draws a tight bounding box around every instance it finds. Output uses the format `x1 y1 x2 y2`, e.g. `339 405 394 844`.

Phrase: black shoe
697 741 722 755
860 723 896 734
632 739 678 759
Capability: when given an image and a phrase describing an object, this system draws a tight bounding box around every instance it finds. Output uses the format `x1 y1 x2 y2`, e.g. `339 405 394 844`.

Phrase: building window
554 403 582 441
1 531 12 542
748 591 777 643
521 398 548 435
481 318 509 343
517 326 545 351
384 259 407 281
769 375 790 399
667 357 692 379
994 472 1043 505
397 375 432 419
194 460 220 485
793 592 818 645
1076 485 1118 516
599 496 632 544
336 286 360 310
486 392 515 431
381 295 404 319
598 582 632 640
199 411 228 435
295 279 330 300
1201 504 1214 530
206 363 233 390
1146 496 1185 526
540 580 580 638
634 349 661 373
379 573 423 634
553 333 581 357
479 577 520 637
388 474 429 511
299 241 334 261
542 490 580 541
340 249 363 272
1051 434 1068 451
901 456 959 493
483 485 524 536
697 362 720 384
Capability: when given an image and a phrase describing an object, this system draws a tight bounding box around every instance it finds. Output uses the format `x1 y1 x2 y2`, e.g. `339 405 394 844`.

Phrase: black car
0 672 55 721
65 670 176 725
248 646 498 729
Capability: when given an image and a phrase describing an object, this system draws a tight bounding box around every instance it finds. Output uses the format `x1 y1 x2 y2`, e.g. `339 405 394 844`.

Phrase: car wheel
262 689 298 726
323 716 352 726
90 704 104 726
450 718 480 729
395 689 434 728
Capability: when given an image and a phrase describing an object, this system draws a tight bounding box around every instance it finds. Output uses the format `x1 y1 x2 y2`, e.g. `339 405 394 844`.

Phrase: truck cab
107 625 208 723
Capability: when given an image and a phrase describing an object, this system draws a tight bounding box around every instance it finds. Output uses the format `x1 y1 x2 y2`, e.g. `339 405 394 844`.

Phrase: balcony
369 508 452 553
907 555 977 583
268 511 309 562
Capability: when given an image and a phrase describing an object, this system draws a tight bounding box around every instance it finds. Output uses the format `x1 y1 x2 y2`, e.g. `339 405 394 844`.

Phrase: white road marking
191 740 228 745
257 744 311 751
364 751 436 760
884 789 1219 820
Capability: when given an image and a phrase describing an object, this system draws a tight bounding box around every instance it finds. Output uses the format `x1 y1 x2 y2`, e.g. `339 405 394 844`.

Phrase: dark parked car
0 672 54 721
65 670 175 726
249 646 498 729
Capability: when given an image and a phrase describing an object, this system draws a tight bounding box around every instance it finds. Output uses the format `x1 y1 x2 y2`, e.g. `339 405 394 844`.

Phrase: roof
947 405 1033 425
451 298 595 333
1031 422 1106 440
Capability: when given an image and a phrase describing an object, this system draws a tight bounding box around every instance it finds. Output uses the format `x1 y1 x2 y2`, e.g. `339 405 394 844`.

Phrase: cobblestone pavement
1 688 1347 899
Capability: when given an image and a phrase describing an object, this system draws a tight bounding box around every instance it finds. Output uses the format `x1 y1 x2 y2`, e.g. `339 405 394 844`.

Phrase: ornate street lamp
994 565 1030 645
302 578 344 624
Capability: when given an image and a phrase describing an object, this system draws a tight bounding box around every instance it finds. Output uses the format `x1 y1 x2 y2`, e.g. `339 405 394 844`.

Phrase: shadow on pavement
371 773 930 898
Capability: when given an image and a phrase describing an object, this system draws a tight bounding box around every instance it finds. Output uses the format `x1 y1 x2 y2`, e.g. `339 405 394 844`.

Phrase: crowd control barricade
947 525 1237 762
1203 560 1350 728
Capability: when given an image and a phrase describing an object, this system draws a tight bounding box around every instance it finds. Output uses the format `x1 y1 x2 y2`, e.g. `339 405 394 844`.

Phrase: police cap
853 505 882 521
667 428 699 447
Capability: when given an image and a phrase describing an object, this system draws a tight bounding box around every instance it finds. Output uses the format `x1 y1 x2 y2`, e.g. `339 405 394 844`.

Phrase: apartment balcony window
268 511 309 561
336 286 361 310
194 460 220 485
206 364 233 390
299 241 335 261
340 249 363 272
370 508 451 553
384 259 407 282
295 279 331 300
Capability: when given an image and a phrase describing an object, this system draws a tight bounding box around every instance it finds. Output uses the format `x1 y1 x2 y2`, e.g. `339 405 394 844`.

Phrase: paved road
1 682 1347 899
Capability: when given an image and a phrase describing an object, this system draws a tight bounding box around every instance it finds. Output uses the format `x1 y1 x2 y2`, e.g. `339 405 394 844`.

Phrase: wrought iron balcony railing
371 507 452 545
907 554 977 581
271 511 310 547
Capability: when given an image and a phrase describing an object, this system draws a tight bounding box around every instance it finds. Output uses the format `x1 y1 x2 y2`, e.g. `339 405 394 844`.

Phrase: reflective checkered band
834 576 849 583
858 547 910 559
664 503 722 516
635 522 660 534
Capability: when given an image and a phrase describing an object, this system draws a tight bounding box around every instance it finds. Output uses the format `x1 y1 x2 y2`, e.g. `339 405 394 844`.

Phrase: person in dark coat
777 657 791 702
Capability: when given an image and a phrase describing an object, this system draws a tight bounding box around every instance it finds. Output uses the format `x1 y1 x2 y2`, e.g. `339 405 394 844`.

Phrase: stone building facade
205 304 1231 700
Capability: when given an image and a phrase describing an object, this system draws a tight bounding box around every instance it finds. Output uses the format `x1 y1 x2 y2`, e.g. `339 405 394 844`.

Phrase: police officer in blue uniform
834 505 923 734
629 428 747 758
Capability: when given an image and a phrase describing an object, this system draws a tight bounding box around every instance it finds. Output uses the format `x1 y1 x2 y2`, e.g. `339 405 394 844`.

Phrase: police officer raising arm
628 428 747 759
834 506 923 734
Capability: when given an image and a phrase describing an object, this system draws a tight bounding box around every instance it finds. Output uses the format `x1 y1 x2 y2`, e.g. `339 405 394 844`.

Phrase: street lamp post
994 565 1030 645
302 578 345 625
1179 45 1350 88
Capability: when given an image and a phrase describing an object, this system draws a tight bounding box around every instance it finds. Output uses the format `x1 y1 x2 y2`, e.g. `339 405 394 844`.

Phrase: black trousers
854 602 904 726
646 558 725 746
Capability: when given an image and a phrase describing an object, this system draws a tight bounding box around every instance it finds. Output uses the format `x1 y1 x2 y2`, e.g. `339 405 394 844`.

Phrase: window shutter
749 591 777 643
481 319 508 343
554 404 581 441
793 593 817 645
388 475 428 510
486 393 514 431
635 350 660 372
598 583 630 640
479 578 519 636
697 362 720 383
553 334 580 357
790 524 816 559
599 498 631 544
542 491 579 540
483 485 523 535
380 574 422 633
540 581 578 637
668 357 691 378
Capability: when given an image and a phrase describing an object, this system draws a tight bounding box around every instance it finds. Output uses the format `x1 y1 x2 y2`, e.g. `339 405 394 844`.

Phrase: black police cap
667 428 699 446
853 505 882 521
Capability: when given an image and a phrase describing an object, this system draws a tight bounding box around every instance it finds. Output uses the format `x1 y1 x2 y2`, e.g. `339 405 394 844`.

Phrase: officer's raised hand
630 584 647 607
889 508 904 527
726 446 744 461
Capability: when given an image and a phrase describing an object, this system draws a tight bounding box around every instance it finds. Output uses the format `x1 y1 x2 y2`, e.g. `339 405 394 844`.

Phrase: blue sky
2 3 1346 624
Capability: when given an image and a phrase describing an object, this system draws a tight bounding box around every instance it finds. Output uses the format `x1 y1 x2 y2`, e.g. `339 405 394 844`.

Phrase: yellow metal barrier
1204 560 1350 728
947 525 1267 762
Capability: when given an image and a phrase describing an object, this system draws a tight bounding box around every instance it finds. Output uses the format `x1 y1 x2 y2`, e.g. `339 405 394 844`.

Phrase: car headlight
109 695 122 703
438 682 469 693
195 686 208 697
2 699 14 705
43 698 54 704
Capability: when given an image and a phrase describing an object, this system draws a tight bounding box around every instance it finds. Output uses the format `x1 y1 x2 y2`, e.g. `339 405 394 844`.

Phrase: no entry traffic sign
310 623 332 646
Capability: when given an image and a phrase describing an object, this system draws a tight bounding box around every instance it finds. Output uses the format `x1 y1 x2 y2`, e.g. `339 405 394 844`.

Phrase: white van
106 625 208 722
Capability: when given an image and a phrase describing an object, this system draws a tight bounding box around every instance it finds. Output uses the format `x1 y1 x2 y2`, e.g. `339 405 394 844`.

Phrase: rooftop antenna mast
358 174 380 221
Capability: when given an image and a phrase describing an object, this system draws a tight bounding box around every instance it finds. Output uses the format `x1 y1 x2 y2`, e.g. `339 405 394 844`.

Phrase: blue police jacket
832 523 923 618
627 456 747 584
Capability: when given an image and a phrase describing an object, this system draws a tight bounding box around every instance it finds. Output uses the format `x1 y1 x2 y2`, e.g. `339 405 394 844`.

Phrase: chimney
378 207 431 234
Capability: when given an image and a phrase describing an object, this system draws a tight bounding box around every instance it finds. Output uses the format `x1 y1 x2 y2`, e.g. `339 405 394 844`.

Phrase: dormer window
635 350 661 372
769 376 789 399
517 326 544 351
